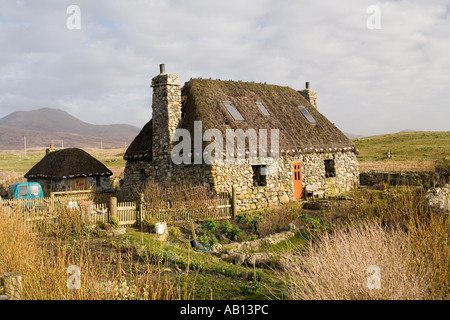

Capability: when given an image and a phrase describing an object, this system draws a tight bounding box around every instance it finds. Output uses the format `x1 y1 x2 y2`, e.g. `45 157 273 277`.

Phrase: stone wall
359 171 435 187
121 151 359 211
29 176 110 195
211 151 359 211
426 184 450 213
121 159 214 199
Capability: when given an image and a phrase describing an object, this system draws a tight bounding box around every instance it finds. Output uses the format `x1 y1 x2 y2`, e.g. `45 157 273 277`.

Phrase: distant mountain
344 132 365 139
0 108 141 150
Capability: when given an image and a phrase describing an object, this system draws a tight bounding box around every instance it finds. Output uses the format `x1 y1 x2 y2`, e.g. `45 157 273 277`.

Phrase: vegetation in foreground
1 186 448 300
280 187 449 300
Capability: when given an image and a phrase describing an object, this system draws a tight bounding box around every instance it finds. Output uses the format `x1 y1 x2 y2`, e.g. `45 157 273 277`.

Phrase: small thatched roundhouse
122 65 359 210
25 148 112 194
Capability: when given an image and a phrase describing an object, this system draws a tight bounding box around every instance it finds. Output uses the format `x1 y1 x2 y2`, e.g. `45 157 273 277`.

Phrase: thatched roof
123 119 153 161
25 148 112 179
125 79 357 161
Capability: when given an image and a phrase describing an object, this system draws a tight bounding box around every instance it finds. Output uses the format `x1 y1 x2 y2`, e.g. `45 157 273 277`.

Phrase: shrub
143 217 158 233
230 226 242 241
245 214 262 234
201 218 219 245
169 226 181 239
202 219 218 234
110 216 120 229
301 213 330 233
235 213 246 224
96 221 105 229
199 233 218 246
220 220 233 238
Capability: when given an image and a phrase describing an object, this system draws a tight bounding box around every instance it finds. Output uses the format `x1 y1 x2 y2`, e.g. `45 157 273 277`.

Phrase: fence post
138 193 144 229
3 273 22 300
50 192 54 213
231 186 237 219
109 197 117 222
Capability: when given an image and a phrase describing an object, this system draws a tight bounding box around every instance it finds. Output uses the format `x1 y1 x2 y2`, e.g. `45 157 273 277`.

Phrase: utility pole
24 136 27 156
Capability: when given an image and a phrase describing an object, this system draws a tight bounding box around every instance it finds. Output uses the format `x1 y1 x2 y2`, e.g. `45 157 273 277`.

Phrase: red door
293 162 302 199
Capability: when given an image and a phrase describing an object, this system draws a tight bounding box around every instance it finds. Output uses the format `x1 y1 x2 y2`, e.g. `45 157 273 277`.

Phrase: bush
96 221 105 229
230 226 242 241
143 217 158 233
110 216 120 229
169 226 181 239
200 218 220 245
220 220 233 238
202 219 218 234
199 233 218 246
235 213 246 224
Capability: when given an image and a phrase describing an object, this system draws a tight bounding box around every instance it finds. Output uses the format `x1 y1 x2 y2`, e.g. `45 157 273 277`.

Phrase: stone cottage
122 64 359 211
25 148 112 194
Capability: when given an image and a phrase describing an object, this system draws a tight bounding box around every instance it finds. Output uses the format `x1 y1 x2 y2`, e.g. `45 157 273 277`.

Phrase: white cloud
0 0 449 135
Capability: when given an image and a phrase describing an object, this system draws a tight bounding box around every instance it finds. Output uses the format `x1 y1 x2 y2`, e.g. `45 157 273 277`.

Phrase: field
354 131 450 162
0 147 126 183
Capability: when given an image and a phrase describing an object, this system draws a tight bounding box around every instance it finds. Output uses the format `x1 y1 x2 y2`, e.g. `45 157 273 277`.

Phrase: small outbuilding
25 148 112 194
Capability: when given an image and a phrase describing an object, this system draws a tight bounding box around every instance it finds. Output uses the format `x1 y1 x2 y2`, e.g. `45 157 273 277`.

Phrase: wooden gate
293 162 302 199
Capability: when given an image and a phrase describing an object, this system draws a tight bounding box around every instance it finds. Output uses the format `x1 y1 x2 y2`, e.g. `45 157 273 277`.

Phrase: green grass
0 152 44 179
354 131 450 162
123 229 287 300
0 148 126 178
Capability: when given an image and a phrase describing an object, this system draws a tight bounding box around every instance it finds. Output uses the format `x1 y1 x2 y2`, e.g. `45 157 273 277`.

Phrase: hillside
0 108 140 149
354 131 450 162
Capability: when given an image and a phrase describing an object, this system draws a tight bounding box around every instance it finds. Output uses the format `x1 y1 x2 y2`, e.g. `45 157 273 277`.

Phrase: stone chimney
151 64 182 164
299 82 318 109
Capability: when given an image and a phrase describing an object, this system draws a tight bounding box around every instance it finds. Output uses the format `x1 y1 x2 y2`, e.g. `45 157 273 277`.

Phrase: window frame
252 165 267 187
298 106 316 123
256 102 270 116
223 101 245 121
324 159 336 178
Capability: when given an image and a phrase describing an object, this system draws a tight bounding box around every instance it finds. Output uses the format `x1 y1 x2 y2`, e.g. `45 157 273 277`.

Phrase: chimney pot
306 82 310 89
160 64 165 74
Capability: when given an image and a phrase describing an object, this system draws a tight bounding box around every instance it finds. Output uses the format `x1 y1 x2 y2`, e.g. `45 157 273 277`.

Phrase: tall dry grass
257 203 302 238
281 187 449 300
141 180 218 221
0 209 185 300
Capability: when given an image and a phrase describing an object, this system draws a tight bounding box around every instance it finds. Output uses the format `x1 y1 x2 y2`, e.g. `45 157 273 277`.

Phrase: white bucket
155 222 165 235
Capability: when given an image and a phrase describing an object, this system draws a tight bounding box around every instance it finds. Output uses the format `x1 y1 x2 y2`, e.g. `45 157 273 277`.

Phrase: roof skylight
256 102 270 116
298 106 316 123
223 101 244 121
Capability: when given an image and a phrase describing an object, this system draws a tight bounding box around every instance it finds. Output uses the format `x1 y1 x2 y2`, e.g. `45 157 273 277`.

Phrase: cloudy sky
0 0 449 137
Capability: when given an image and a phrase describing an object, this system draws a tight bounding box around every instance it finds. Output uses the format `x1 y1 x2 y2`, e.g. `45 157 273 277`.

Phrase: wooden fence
0 187 236 228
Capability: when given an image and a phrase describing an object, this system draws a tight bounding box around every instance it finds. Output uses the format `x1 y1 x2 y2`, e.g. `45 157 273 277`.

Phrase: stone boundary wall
359 171 437 187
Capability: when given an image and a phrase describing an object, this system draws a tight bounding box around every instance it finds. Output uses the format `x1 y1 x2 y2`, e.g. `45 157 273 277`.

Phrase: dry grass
282 223 428 299
141 180 218 221
359 160 436 173
256 203 302 238
0 208 185 300
280 188 449 300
